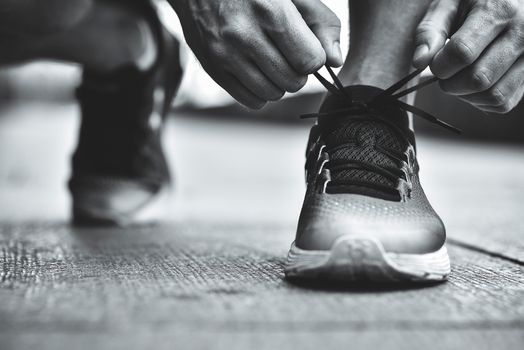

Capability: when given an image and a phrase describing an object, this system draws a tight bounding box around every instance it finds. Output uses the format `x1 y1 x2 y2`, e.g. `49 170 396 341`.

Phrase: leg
68 1 183 226
338 0 432 91
0 0 155 71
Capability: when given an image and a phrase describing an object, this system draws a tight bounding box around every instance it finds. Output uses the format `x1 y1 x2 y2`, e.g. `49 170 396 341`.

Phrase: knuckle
448 38 476 64
255 83 280 101
430 60 448 79
489 87 508 106
470 69 493 91
251 101 267 110
489 102 512 114
268 90 285 101
416 21 447 41
207 40 228 59
492 0 518 19
330 14 342 29
500 103 513 113
239 94 266 109
221 22 246 43
288 76 308 93
314 6 342 28
511 26 524 48
252 0 279 18
296 54 325 74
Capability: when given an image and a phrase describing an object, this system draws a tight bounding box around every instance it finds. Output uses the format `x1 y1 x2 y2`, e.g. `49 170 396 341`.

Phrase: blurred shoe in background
69 1 183 226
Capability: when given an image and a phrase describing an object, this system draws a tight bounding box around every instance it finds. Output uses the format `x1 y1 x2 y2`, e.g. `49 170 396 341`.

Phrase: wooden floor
0 101 523 350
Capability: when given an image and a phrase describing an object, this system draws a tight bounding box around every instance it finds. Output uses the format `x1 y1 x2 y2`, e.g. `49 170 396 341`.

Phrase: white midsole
285 236 451 280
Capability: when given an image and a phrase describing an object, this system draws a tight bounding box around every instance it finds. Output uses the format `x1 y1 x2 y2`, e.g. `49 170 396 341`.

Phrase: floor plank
0 223 522 326
0 222 523 349
3 330 524 350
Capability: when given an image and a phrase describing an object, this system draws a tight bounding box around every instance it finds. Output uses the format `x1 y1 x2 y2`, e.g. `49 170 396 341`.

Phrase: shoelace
302 66 462 199
303 66 461 134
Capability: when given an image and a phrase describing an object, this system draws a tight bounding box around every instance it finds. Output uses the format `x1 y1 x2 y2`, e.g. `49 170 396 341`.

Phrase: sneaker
69 1 183 226
285 68 460 282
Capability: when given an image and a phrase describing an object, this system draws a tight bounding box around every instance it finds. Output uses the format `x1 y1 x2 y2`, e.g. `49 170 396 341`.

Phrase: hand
413 0 524 113
170 0 342 109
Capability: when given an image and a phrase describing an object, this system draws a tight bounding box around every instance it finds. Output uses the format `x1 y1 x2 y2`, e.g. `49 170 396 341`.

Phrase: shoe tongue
318 85 412 200
320 85 381 110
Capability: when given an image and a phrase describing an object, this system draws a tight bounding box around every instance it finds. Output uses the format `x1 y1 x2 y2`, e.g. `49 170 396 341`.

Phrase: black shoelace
302 66 461 198
303 66 461 134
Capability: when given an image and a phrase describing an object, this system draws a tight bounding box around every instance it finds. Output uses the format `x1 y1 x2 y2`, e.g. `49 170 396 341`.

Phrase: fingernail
413 44 429 62
332 41 343 67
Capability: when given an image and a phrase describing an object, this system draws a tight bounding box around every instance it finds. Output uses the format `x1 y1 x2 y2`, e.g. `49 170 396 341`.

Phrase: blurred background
0 0 523 224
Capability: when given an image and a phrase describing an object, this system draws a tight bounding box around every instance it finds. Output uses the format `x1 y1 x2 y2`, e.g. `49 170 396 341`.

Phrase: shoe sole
73 186 171 227
285 236 450 282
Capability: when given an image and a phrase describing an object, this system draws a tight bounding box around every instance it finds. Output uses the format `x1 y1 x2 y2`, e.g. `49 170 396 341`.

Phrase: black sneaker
69 1 183 226
285 68 460 282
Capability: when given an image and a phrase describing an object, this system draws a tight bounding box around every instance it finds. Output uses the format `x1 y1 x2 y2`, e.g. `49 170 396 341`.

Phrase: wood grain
1 222 522 350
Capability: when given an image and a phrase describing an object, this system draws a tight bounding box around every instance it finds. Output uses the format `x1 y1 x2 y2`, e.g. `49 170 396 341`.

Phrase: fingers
210 29 305 105
247 38 308 93
292 0 343 67
205 54 286 109
174 0 331 109
263 1 326 74
235 60 286 102
457 56 524 113
439 29 524 95
413 0 524 114
413 0 459 69
215 72 267 110
430 7 509 79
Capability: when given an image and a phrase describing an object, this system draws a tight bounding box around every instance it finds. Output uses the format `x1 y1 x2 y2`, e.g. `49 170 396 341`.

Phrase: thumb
413 0 459 69
293 0 343 67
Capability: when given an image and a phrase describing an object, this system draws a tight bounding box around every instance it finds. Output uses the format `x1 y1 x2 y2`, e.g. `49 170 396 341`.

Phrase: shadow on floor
285 277 446 294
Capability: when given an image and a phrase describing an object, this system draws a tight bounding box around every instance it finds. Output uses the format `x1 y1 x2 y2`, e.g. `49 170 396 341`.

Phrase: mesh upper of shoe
323 119 405 192
309 85 417 200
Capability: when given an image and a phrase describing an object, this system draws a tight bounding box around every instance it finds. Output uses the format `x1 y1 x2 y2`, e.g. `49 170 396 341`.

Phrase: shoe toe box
295 191 446 254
